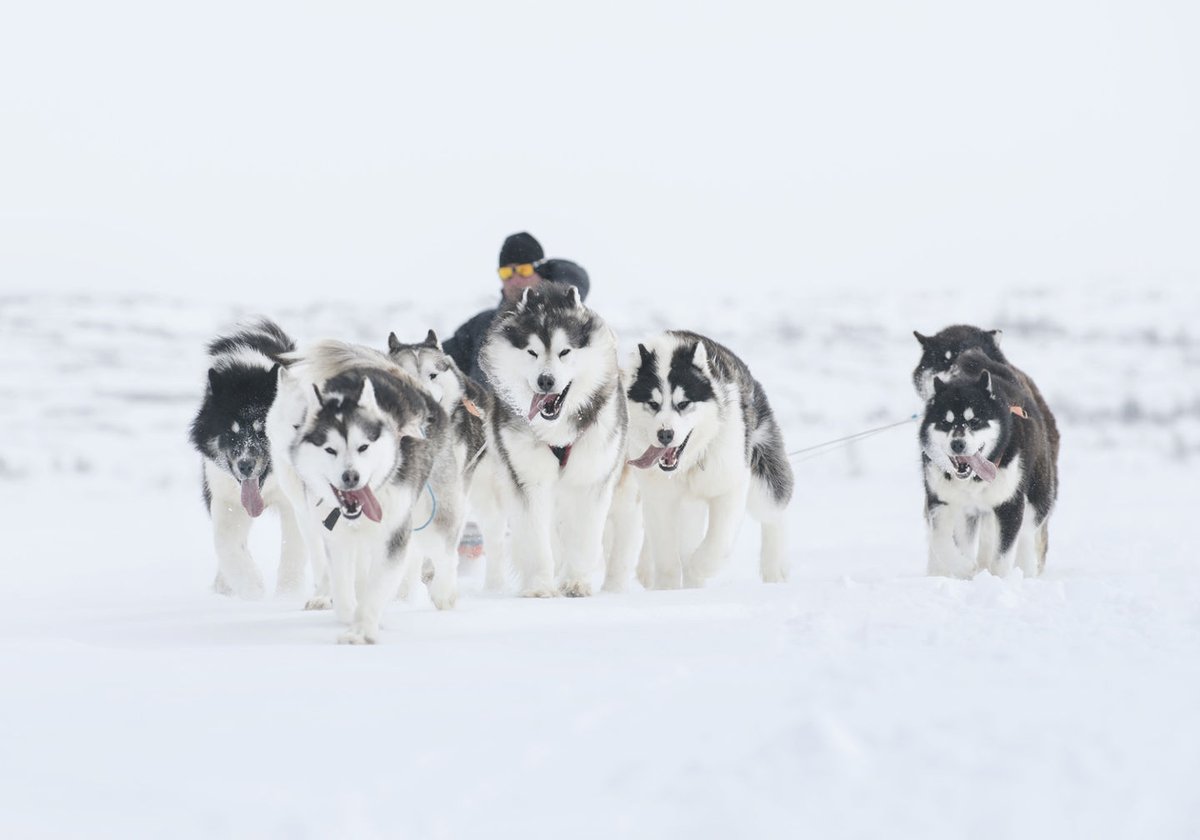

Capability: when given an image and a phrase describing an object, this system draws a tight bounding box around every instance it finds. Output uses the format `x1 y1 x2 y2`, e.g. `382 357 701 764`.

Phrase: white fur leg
758 517 788 583
474 483 511 593
748 481 789 583
339 547 410 644
643 493 683 590
424 533 459 611
330 554 357 625
602 471 642 593
684 490 745 587
509 488 557 597
975 512 997 576
556 483 614 598
635 542 654 590
1015 503 1040 577
274 499 308 597
211 499 265 599
926 504 975 578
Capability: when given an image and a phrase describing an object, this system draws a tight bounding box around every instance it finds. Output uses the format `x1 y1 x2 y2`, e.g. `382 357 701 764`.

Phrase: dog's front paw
427 576 458 611
337 624 377 645
218 574 265 600
520 583 558 598
560 579 592 598
601 576 626 594
304 595 333 611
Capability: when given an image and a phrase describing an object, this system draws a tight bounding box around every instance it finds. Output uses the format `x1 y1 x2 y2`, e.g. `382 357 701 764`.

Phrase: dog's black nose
657 428 674 445
342 469 359 488
950 438 966 454
537 373 555 393
237 458 254 476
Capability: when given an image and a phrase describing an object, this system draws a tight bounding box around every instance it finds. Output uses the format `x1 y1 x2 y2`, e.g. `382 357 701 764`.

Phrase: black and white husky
616 331 794 589
283 342 451 643
478 284 627 597
386 329 494 596
919 350 1059 578
190 320 317 599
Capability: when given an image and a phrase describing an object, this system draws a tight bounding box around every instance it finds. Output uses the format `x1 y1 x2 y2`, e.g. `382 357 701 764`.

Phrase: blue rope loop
412 482 437 532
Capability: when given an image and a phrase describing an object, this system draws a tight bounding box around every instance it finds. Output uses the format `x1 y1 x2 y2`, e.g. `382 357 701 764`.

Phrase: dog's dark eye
559 348 571 358
428 372 437 380
357 444 369 453
647 401 660 412
324 447 336 455
970 419 986 430
527 349 538 358
677 400 691 411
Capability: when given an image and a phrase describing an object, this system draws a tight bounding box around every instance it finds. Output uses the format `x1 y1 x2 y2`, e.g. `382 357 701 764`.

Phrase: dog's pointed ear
312 383 325 407
424 329 442 351
358 376 379 412
932 377 946 395
989 329 1003 347
691 340 709 372
517 286 533 312
568 285 583 309
913 330 930 347
978 370 993 395
207 368 222 394
387 332 402 354
637 342 654 369
398 407 426 441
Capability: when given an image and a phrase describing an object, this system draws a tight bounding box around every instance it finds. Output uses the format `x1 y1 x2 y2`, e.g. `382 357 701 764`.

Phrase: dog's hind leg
748 480 788 583
211 497 265 599
1015 502 1040 577
472 469 510 593
985 497 1025 577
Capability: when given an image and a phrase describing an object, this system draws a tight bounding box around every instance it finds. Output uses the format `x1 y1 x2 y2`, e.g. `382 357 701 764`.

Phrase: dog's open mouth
528 383 571 422
330 484 383 522
628 432 692 473
951 451 998 482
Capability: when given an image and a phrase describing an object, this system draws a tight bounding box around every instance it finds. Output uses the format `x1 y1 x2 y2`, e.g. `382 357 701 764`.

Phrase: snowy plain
2 280 1198 838
4 0 1200 836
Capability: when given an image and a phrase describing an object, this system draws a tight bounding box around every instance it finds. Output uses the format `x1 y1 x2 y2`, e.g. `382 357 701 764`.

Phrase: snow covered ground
2 282 1198 838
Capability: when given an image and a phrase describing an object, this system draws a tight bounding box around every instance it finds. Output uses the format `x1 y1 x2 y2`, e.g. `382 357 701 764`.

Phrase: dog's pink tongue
528 393 555 421
240 478 265 518
966 453 998 482
349 486 383 522
628 445 668 469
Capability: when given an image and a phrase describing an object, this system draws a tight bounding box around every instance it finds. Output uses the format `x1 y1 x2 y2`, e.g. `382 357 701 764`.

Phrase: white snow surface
2 282 1199 838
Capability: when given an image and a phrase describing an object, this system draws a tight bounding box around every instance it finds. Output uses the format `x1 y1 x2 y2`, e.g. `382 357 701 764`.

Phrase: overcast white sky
2 1 1197 306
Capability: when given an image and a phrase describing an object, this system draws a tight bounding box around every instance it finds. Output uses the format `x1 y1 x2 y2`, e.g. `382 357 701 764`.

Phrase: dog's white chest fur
926 454 1023 511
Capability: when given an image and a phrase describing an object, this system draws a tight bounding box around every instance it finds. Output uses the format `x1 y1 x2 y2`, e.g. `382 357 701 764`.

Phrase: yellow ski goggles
497 263 537 281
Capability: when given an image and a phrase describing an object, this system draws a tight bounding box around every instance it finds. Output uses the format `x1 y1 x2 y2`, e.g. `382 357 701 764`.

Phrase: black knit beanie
499 232 544 266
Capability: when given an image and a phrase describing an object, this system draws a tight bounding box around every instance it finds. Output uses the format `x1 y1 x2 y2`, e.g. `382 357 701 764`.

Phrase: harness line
787 414 920 463
413 482 438 532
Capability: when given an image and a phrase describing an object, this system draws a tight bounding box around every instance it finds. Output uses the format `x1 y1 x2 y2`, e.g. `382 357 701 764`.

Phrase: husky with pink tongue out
919 358 1059 580
477 283 627 598
607 331 794 591
190 320 316 600
286 341 448 644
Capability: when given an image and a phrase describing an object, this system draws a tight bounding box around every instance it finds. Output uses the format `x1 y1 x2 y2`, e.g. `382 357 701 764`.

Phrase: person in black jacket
442 232 590 385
